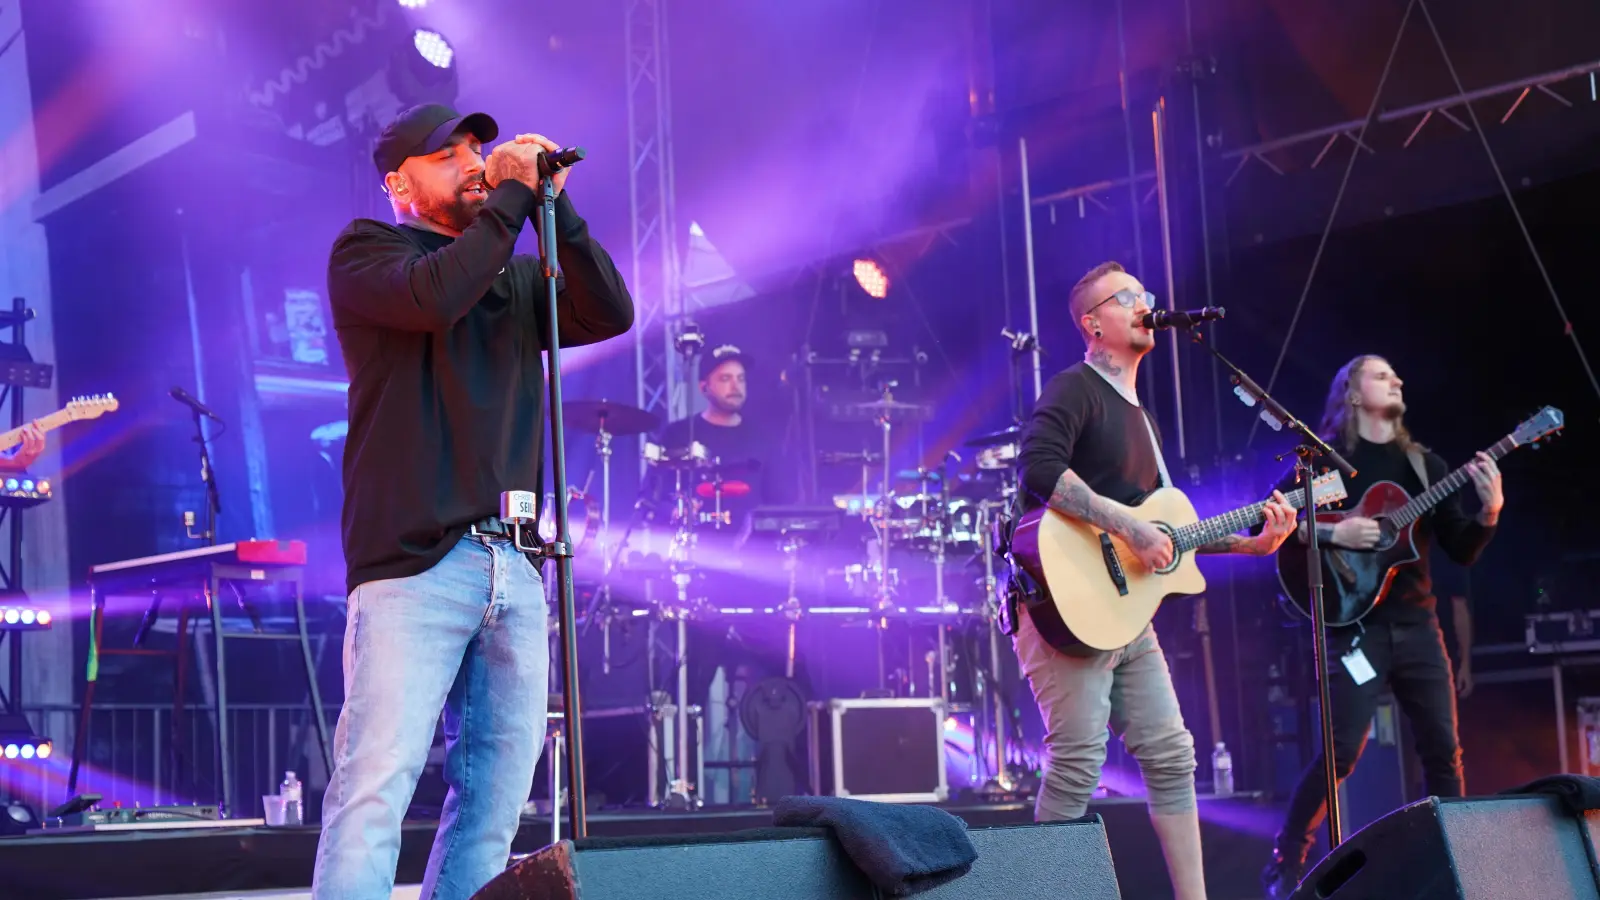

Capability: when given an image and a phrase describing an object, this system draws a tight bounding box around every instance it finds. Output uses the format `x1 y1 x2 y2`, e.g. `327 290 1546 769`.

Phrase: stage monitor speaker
1291 794 1600 899
473 818 1121 899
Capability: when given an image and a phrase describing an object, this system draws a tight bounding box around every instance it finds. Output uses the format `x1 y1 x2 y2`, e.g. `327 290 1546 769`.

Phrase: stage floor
5 794 1281 900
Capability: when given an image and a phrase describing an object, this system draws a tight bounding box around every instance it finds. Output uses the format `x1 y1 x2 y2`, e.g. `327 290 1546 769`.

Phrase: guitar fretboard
1171 485 1315 553
1388 436 1513 529
0 408 78 451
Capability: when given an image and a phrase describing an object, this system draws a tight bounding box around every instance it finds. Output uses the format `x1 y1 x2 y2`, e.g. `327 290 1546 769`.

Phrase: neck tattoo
1088 348 1122 376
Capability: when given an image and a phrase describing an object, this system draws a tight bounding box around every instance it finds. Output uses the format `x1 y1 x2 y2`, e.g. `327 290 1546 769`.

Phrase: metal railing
8 702 337 816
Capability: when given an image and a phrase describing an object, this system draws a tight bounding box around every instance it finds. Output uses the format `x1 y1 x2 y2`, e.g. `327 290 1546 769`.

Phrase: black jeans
1276 616 1464 862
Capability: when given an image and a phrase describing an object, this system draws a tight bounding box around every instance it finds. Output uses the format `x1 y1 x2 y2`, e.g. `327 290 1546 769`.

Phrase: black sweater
1018 362 1164 512
327 181 633 593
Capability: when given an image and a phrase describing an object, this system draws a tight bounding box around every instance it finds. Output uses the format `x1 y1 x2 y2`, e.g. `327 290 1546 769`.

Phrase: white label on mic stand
500 490 538 524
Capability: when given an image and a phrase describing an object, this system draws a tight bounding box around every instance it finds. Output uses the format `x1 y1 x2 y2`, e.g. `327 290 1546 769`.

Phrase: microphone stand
192 410 220 547
1186 327 1357 850
534 151 589 838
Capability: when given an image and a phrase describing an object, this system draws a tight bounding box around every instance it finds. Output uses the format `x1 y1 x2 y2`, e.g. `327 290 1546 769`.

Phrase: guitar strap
1406 448 1430 490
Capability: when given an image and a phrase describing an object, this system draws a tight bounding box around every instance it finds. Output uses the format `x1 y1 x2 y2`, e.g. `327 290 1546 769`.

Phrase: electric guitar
0 394 119 454
1010 471 1348 652
1275 406 1564 626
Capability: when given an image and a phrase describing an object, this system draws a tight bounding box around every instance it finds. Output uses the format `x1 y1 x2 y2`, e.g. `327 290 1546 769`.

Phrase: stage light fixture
0 605 51 631
397 0 428 7
852 259 889 299
0 800 39 836
413 29 454 69
0 471 51 508
0 714 49 763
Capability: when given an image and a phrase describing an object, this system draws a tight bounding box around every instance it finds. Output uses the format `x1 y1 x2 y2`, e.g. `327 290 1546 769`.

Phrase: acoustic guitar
1276 406 1564 626
1010 471 1348 652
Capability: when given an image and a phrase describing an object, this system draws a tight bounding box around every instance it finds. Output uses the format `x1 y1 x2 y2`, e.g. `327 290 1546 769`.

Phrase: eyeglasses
1089 289 1156 313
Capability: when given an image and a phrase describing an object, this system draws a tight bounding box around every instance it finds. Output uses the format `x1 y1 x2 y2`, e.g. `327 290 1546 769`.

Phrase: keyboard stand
68 542 331 817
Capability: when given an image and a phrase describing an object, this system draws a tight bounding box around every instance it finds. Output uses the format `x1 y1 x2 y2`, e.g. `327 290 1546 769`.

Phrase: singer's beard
1380 400 1406 419
416 191 486 234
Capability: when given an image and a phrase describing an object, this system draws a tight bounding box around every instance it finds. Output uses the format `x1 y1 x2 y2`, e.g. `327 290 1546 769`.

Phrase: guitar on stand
1276 406 1564 625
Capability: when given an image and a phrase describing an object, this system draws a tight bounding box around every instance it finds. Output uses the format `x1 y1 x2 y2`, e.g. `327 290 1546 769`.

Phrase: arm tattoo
1087 348 1122 376
1047 470 1153 547
1197 534 1262 555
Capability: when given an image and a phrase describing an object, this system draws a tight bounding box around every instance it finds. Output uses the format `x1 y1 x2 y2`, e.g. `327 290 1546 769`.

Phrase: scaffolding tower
625 0 687 437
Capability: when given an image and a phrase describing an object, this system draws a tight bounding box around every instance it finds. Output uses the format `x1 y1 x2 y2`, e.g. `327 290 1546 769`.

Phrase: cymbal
819 450 885 467
564 400 661 436
964 425 1021 448
828 399 933 422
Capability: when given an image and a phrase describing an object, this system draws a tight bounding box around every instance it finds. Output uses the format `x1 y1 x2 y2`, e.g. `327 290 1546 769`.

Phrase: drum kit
547 391 1031 806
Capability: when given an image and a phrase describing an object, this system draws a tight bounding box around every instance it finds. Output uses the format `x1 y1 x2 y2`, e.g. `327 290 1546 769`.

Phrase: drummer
652 343 800 720
654 343 778 523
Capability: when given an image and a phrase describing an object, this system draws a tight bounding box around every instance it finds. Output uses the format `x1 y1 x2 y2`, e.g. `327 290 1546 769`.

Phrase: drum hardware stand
871 382 900 690
978 484 1019 792
661 472 700 809
779 534 806 680
638 445 708 811
673 320 705 447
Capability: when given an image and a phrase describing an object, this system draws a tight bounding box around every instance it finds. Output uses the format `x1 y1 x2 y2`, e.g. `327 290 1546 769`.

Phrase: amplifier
808 697 948 803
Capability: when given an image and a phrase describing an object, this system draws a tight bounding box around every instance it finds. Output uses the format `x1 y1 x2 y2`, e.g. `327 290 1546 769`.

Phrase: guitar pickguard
1318 547 1399 624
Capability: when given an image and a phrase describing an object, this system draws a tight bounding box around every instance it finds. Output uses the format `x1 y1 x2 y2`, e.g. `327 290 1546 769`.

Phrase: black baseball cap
704 344 751 377
373 103 499 176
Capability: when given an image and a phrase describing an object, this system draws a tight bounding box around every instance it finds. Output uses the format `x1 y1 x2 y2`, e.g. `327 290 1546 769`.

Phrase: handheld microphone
540 146 586 173
1142 307 1225 330
169 386 223 422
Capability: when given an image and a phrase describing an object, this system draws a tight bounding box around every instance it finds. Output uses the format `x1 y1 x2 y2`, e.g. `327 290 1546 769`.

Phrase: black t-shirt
653 415 777 528
327 183 634 593
1018 362 1164 511
1272 437 1496 623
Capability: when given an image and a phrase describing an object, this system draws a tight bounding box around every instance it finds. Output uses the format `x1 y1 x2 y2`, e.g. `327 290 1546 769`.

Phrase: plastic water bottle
1212 743 1233 797
280 771 304 826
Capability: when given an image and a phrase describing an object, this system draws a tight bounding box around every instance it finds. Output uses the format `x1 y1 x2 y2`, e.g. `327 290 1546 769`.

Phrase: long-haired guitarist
1261 354 1502 898
1015 261 1297 900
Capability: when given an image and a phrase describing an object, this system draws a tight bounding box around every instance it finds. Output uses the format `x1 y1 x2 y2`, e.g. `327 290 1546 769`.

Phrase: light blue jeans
312 534 549 900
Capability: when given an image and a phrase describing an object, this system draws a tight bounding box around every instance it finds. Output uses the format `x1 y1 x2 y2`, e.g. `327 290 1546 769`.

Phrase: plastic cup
263 794 288 826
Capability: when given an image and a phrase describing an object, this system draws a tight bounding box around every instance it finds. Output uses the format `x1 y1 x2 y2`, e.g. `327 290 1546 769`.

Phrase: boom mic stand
534 147 590 838
1186 327 1357 850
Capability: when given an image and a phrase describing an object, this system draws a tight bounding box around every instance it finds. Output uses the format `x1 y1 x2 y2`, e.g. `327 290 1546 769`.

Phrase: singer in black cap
312 103 632 900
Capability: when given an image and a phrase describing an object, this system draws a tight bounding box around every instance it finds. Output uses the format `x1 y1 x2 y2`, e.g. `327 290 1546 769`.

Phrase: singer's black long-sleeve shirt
1017 362 1165 512
328 181 634 593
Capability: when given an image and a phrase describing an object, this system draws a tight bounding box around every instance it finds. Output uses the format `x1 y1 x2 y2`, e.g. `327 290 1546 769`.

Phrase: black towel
773 795 977 896
1502 774 1600 814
